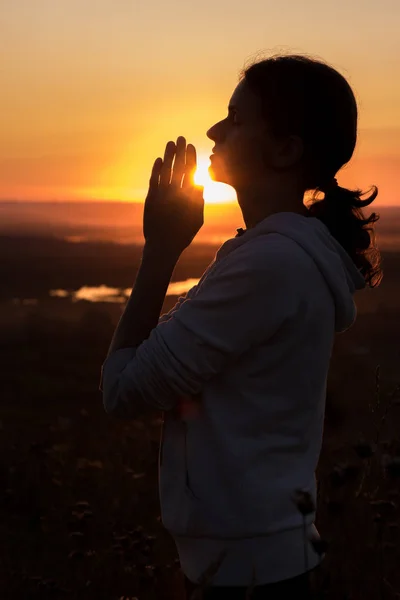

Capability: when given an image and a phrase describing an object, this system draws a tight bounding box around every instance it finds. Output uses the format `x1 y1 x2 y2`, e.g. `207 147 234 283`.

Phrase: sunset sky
1 0 399 206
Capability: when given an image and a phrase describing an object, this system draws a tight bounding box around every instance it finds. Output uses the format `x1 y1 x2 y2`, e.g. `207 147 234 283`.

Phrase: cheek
229 132 267 170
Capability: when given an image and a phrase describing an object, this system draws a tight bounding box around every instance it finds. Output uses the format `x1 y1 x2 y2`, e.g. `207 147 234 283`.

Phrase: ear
274 135 304 169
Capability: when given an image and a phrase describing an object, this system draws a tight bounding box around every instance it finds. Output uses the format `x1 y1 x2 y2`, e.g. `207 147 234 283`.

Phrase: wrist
143 242 182 263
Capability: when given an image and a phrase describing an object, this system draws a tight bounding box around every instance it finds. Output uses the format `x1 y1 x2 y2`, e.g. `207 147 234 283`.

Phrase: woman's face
207 78 303 190
206 78 276 189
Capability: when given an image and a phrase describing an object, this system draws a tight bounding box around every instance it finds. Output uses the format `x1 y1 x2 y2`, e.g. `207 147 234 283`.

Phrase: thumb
182 168 198 189
192 184 205 208
194 184 204 198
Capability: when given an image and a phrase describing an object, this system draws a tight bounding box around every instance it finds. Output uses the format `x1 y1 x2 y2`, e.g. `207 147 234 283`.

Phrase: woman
101 53 382 599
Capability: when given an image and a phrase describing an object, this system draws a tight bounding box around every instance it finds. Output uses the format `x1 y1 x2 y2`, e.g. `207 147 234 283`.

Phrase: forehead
229 78 263 116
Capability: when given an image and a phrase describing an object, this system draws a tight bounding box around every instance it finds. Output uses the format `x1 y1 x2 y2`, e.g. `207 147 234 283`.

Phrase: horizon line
0 198 396 209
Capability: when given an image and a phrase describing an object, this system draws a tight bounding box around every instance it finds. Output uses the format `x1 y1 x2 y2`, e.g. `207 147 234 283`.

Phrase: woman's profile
101 53 382 599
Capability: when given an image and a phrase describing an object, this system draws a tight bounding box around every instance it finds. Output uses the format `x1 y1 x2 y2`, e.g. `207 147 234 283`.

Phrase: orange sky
1 0 400 206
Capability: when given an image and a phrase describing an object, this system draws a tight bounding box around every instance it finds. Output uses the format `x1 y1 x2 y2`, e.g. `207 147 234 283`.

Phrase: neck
236 178 309 229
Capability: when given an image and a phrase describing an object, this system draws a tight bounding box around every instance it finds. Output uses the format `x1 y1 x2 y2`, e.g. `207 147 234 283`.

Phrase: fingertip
153 158 163 173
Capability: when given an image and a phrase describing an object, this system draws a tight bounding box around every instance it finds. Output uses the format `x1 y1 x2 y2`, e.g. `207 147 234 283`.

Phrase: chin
208 164 231 186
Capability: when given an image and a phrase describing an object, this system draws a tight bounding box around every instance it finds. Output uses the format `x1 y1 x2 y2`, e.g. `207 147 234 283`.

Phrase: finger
159 141 176 188
149 157 163 190
182 143 197 188
171 136 186 187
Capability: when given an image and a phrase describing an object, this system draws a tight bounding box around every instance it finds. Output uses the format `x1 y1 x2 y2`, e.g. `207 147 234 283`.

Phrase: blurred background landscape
2 0 400 597
1 202 400 599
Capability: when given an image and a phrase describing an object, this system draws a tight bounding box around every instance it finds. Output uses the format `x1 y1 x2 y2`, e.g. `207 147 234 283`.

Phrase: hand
143 136 205 256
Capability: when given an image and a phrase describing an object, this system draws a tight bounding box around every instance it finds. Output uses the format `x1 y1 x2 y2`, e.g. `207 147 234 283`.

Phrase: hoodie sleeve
157 282 200 325
102 242 299 419
158 260 216 324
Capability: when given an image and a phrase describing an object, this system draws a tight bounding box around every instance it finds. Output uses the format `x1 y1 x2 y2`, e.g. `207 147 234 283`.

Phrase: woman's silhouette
101 53 382 599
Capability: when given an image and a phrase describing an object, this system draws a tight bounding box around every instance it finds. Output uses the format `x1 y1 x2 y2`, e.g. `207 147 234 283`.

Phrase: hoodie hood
216 211 366 333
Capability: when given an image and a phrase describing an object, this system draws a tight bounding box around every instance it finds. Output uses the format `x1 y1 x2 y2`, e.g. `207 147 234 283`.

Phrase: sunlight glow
78 154 237 204
194 155 236 204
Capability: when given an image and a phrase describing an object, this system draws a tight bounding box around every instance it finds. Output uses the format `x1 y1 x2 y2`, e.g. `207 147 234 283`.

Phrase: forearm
106 244 180 358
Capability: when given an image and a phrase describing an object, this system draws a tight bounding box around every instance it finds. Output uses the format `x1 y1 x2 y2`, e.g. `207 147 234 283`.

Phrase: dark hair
240 53 383 288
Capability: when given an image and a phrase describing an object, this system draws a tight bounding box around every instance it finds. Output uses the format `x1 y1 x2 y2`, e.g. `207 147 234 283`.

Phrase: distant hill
0 201 397 248
0 201 244 246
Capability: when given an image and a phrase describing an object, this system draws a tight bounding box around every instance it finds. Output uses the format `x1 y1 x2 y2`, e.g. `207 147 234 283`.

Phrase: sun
194 155 236 204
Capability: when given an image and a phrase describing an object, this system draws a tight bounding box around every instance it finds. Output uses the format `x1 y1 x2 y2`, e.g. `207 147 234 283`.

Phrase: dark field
1 235 400 599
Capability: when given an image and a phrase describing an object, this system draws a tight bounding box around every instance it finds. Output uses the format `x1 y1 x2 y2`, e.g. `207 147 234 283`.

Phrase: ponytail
308 184 382 288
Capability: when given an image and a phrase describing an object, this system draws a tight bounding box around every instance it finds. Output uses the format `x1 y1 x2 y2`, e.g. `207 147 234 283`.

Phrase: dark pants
184 566 320 599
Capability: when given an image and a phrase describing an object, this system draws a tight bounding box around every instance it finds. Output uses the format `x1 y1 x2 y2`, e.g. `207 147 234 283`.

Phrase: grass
1 306 400 599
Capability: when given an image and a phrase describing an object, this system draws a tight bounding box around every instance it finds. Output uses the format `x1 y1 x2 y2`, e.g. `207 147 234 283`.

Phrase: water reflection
165 278 199 296
49 278 200 303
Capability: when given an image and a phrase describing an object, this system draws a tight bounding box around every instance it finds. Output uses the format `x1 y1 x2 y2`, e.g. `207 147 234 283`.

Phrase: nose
206 119 223 141
206 124 216 141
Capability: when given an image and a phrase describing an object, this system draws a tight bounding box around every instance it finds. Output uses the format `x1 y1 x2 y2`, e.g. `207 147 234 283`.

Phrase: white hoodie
102 211 366 586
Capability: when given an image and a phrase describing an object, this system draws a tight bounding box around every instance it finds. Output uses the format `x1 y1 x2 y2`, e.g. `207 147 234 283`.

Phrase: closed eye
227 112 240 125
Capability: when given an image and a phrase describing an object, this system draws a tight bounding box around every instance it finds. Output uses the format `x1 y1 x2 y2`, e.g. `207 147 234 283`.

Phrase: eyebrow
228 104 237 111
